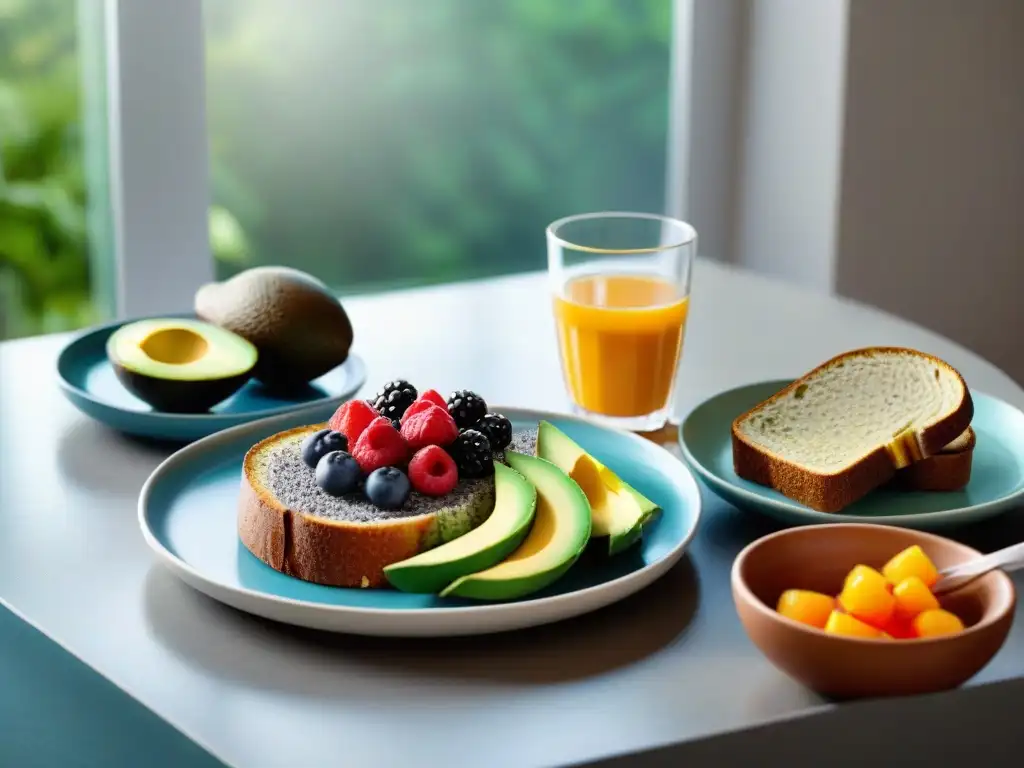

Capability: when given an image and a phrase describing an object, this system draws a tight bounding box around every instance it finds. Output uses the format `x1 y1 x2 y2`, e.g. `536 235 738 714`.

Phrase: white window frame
105 0 213 318
102 0 694 315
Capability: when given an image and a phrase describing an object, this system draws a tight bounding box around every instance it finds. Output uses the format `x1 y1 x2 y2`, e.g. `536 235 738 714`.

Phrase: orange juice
553 274 689 417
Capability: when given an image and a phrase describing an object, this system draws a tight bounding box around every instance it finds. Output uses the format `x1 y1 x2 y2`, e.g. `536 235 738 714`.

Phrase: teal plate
56 315 367 443
139 408 701 637
680 381 1024 530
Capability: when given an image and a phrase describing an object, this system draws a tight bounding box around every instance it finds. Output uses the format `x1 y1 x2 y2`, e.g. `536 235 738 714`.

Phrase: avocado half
106 318 258 413
194 266 354 392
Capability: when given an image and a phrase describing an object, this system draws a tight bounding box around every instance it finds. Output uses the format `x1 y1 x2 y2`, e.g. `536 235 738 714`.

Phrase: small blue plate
56 315 367 443
679 380 1024 530
139 408 701 636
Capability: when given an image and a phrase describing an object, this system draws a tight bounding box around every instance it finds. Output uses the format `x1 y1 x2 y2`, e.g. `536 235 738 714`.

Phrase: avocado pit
138 327 210 366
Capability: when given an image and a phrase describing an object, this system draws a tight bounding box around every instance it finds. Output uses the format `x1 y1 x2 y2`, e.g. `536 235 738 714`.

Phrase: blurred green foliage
0 0 93 339
205 0 672 292
0 0 671 339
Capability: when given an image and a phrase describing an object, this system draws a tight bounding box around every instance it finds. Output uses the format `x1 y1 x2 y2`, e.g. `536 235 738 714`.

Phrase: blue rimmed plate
56 315 367 443
139 408 701 637
680 380 1024 530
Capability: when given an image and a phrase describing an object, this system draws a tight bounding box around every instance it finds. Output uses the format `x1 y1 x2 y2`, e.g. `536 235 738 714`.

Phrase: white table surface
2 259 1023 768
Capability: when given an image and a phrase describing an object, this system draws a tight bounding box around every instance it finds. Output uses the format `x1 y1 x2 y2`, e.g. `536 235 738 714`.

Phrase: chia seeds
267 427 539 522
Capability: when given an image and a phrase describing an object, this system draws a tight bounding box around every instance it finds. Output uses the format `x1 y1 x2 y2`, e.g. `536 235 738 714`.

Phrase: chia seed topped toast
238 424 539 588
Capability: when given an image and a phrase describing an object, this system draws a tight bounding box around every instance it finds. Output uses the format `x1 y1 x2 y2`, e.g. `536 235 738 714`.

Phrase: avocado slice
106 318 258 413
536 420 659 556
383 462 538 594
440 452 591 601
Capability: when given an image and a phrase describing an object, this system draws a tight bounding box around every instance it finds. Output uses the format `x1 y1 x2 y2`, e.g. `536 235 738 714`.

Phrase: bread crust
892 427 975 492
238 424 446 588
731 347 974 512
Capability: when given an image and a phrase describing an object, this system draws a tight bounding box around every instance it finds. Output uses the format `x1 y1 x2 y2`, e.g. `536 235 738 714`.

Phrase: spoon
931 541 1024 595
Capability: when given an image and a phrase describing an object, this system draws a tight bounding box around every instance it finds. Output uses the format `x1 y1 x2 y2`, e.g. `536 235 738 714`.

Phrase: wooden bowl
732 523 1016 699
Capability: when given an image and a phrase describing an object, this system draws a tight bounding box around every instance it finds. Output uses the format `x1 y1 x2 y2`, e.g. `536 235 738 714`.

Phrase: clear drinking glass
547 211 697 432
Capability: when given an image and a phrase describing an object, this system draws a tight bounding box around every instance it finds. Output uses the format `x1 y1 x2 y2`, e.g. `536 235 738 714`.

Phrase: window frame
104 0 213 318
102 0 694 316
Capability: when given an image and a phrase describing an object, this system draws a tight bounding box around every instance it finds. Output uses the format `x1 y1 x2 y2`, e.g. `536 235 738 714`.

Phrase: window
2 0 687 338
0 0 113 340
204 0 675 294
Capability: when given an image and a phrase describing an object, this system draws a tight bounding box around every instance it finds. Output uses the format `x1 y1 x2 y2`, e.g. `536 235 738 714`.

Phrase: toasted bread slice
893 427 975 492
238 424 528 588
732 348 973 512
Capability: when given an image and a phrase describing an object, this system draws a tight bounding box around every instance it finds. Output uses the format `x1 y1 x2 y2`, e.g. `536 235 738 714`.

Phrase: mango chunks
777 590 835 629
824 610 890 639
838 565 895 628
913 608 965 638
773 544 966 641
892 575 940 622
883 545 939 589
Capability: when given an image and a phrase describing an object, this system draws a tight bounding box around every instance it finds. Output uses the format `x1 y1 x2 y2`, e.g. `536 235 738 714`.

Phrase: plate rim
678 379 1024 525
55 313 367 424
138 405 702 624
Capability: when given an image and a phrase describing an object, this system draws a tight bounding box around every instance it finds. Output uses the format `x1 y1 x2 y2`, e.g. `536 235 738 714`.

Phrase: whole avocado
195 266 353 391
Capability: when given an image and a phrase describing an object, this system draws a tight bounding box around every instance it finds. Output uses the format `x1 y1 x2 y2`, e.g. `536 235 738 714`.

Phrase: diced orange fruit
776 589 836 629
838 565 896 628
882 545 939 590
892 575 941 622
912 608 965 638
824 610 888 639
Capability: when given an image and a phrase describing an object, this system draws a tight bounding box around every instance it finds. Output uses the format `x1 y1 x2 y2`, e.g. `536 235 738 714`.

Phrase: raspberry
418 389 448 409
400 404 458 449
352 417 408 473
328 399 379 444
408 445 458 496
401 398 435 424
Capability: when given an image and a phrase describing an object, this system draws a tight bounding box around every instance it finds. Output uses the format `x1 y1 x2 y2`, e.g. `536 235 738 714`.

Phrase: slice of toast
732 348 973 512
238 424 517 588
893 426 975 492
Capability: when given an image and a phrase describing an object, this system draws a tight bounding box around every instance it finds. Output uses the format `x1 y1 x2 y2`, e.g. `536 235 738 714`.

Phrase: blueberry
364 467 411 510
315 451 361 496
301 429 348 469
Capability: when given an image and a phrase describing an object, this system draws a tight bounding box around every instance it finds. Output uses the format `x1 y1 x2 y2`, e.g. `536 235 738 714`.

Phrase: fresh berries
315 451 361 496
401 398 436 423
365 467 411 510
447 390 487 429
476 413 512 451
352 417 409 473
450 428 493 478
418 389 448 409
401 404 459 450
326 383 505 508
301 429 348 469
328 399 379 444
372 379 418 419
408 445 458 496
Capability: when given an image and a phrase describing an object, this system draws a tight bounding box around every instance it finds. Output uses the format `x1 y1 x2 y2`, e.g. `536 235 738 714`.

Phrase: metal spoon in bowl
931 541 1024 595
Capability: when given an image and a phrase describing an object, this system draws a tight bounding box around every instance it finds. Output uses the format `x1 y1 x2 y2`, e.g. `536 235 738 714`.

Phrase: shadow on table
55 421 181 494
142 555 701 689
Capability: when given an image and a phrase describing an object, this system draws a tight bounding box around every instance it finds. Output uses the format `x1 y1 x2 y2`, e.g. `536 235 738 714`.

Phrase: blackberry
476 413 512 451
450 429 493 478
390 418 402 432
447 390 487 429
372 379 417 419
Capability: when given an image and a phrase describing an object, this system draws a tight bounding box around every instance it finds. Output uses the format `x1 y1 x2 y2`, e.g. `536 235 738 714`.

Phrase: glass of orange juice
547 211 696 431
